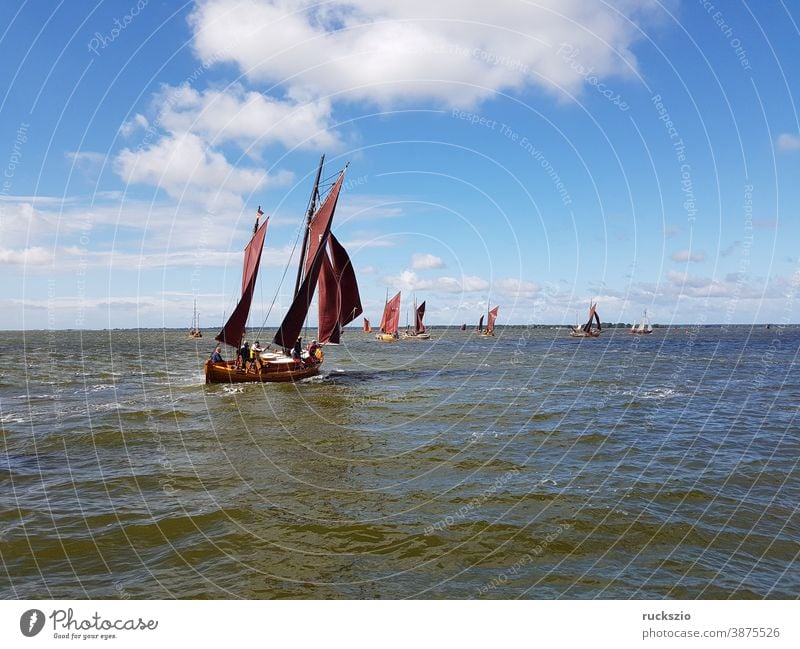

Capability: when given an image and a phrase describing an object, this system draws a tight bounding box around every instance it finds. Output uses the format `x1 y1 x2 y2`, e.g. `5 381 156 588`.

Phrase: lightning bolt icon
28 612 38 632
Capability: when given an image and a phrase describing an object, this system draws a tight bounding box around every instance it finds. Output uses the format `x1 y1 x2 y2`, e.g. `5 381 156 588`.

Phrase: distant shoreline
1 324 792 333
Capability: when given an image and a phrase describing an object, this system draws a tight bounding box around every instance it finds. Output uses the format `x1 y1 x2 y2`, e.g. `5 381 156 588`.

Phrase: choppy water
1 326 798 599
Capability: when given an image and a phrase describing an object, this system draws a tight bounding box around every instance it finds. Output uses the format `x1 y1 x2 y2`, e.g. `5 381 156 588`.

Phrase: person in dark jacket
239 340 251 372
211 346 224 363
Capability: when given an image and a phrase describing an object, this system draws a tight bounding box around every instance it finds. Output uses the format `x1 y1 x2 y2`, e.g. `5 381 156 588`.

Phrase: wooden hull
375 333 398 342
204 359 320 383
188 331 202 338
570 330 600 338
629 330 653 335
401 332 430 340
479 331 494 337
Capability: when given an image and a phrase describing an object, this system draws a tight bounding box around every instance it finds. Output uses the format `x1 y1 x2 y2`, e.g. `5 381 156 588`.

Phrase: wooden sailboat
363 318 372 333
376 290 400 342
460 323 466 331
630 309 653 334
188 298 202 338
402 298 430 339
204 157 362 383
570 302 601 338
480 304 499 337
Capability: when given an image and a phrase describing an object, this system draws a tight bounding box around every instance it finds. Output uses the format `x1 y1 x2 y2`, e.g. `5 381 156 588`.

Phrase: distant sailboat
402 298 430 340
570 302 601 338
475 314 484 333
480 304 499 337
363 318 372 333
204 157 362 383
630 309 653 335
460 323 466 331
376 290 400 342
188 298 202 338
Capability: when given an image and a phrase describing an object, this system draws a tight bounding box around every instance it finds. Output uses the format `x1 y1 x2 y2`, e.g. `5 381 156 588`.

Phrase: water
1 326 798 599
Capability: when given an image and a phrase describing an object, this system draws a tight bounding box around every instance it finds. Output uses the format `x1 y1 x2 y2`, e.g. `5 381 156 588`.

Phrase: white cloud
671 248 705 263
776 133 800 152
0 246 53 266
189 0 660 107
389 269 488 293
495 277 539 297
411 253 444 269
114 132 291 207
120 113 149 137
152 83 339 151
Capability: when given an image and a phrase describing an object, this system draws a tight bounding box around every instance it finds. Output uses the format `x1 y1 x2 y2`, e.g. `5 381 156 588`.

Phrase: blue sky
1 0 799 330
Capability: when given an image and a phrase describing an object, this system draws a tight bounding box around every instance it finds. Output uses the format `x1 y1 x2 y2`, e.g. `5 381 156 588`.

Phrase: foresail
215 219 269 347
316 231 363 344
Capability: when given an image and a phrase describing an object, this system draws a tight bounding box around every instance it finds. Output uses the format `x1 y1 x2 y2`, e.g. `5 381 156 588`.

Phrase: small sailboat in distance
570 302 601 338
204 156 362 383
363 318 372 333
188 298 202 338
480 304 499 337
630 309 653 335
376 290 400 342
402 297 430 339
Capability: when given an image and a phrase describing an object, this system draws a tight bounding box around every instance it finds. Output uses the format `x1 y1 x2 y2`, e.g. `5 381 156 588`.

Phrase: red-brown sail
379 291 401 335
363 318 371 332
415 301 426 334
273 172 345 349
583 303 601 332
215 218 269 347
317 232 363 344
486 305 499 333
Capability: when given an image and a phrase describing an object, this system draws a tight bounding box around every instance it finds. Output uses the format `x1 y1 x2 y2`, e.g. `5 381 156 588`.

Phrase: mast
294 154 325 296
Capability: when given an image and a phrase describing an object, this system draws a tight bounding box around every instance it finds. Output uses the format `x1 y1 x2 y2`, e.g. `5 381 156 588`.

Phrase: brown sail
414 301 426 334
214 218 269 348
379 292 401 335
317 232 363 344
486 305 499 333
273 172 345 350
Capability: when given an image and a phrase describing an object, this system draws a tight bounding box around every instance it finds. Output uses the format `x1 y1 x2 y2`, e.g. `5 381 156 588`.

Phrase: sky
1 0 799 330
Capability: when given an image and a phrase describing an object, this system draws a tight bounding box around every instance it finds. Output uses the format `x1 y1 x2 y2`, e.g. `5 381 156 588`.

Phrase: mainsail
379 292 401 335
363 318 371 332
414 301 426 334
215 218 269 347
477 314 484 332
273 171 348 349
486 305 499 333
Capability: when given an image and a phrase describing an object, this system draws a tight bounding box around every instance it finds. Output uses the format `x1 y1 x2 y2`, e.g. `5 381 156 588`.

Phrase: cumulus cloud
776 133 800 152
114 132 291 207
411 253 444 269
390 269 488 293
495 277 540 297
120 113 149 137
152 83 340 151
0 246 53 266
189 0 660 107
671 248 705 263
